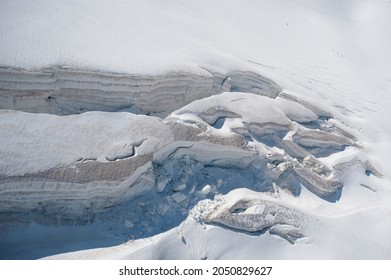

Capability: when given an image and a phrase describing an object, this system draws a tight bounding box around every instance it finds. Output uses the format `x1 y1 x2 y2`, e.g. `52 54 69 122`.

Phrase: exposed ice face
0 110 172 176
169 91 372 200
191 188 308 244
0 69 379 259
0 67 281 117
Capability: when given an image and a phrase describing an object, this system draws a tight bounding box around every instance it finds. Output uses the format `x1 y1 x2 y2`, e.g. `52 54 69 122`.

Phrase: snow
0 110 171 176
1 0 391 260
1 0 390 76
171 91 292 126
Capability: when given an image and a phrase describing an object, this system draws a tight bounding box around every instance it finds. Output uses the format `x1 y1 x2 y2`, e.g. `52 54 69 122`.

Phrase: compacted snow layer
0 67 280 116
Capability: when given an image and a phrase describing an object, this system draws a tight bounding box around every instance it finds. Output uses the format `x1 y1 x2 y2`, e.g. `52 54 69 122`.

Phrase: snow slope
1 0 391 259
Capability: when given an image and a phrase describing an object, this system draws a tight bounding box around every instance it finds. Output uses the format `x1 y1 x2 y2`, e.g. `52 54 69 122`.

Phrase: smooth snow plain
0 0 391 259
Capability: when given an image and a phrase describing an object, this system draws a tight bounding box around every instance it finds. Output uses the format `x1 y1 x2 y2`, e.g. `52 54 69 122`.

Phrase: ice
196 189 307 241
1 0 391 260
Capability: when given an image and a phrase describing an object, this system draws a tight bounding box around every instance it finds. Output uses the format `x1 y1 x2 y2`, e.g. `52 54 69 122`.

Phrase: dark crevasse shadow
0 161 274 259
0 221 124 259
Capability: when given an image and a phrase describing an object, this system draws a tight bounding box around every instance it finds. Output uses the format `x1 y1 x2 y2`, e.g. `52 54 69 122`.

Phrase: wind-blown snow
1 0 391 259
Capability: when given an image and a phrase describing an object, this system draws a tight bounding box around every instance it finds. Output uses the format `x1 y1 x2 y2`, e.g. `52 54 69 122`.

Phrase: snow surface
1 0 391 259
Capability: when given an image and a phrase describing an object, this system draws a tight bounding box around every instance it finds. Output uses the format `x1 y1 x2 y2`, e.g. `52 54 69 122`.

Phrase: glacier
0 0 391 259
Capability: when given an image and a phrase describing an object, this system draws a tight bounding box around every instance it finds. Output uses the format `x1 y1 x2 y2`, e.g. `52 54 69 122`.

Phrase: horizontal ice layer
0 67 281 116
0 87 372 233
0 110 172 176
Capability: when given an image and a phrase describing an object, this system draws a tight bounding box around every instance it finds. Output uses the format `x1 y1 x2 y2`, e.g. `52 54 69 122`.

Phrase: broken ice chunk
201 184 212 195
173 183 186 192
171 192 187 204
